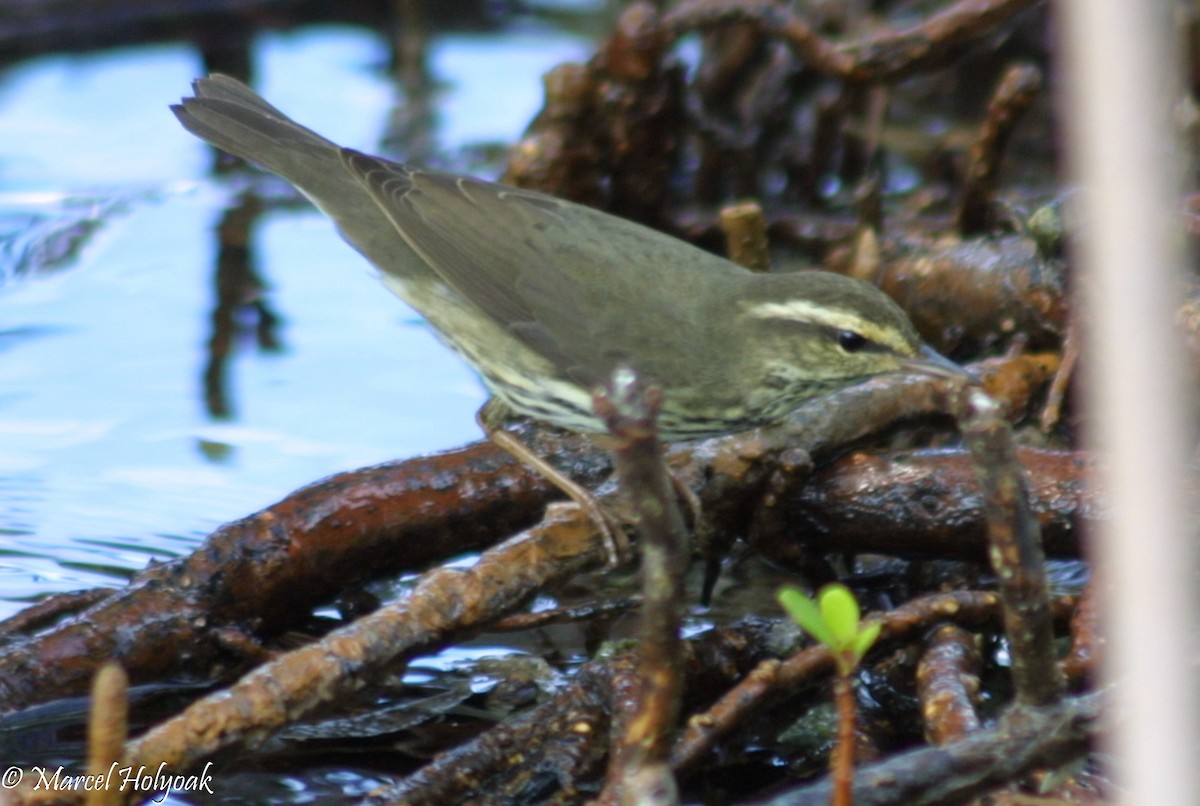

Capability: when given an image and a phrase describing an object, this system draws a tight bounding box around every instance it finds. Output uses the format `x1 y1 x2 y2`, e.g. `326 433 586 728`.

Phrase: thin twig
957 64 1043 235
85 663 127 806
952 385 1064 706
594 366 689 806
719 201 771 270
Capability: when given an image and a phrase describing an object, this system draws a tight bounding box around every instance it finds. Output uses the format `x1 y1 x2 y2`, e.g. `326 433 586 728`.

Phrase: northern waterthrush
173 75 962 553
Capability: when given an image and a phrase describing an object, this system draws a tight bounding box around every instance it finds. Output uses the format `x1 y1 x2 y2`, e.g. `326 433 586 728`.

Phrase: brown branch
772 352 1058 462
783 444 1095 562
917 625 984 745
118 505 605 779
593 367 688 806
952 385 1064 707
957 64 1043 235
590 2 683 227
845 0 1044 83
876 234 1067 357
751 692 1099 806
377 623 771 804
663 0 854 79
376 651 632 805
718 201 771 270
360 591 1079 803
801 88 850 202
85 663 128 806
671 590 1005 776
974 352 1062 420
0 588 116 640
664 0 1043 83
1041 313 1081 431
1061 579 1099 688
488 598 639 632
0 438 575 712
502 62 607 208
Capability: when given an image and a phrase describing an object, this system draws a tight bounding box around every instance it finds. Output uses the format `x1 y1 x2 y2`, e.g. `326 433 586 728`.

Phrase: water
0 24 592 618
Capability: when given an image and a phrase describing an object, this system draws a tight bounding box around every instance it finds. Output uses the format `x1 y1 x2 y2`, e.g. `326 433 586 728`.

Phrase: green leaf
850 621 882 662
819 584 861 646
778 587 837 648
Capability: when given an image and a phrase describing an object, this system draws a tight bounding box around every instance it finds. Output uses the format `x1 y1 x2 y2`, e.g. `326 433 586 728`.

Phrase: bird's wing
341 149 730 385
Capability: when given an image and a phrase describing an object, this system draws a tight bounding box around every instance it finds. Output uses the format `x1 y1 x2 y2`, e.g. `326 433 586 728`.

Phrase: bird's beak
900 344 977 381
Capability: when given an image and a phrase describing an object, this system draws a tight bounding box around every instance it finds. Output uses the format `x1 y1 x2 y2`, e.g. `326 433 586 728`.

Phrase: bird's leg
665 461 721 602
477 399 630 567
667 470 702 533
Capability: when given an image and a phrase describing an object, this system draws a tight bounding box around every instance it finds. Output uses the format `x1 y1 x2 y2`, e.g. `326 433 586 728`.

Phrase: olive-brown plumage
172 75 957 441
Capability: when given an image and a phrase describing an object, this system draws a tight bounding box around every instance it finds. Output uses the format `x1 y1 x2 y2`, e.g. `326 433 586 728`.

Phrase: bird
172 74 963 560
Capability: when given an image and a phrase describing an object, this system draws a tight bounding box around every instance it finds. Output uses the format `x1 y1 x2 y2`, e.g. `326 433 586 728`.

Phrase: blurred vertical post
1059 3 1198 805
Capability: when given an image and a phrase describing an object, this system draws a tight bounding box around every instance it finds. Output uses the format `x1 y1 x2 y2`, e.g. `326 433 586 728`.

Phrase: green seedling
778 583 881 806
778 584 881 674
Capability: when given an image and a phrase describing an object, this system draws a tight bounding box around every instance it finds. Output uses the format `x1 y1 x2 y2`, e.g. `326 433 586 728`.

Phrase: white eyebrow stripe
745 300 908 352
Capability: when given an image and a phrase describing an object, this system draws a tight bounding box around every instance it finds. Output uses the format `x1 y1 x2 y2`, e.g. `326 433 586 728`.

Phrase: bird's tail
172 75 353 208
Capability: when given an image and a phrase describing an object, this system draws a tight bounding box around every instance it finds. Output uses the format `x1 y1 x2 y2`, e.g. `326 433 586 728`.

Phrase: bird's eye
837 330 868 352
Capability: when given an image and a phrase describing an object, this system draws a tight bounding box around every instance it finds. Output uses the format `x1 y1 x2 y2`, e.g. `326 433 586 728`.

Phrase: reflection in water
0 192 134 283
383 0 440 165
0 17 589 617
202 193 282 421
